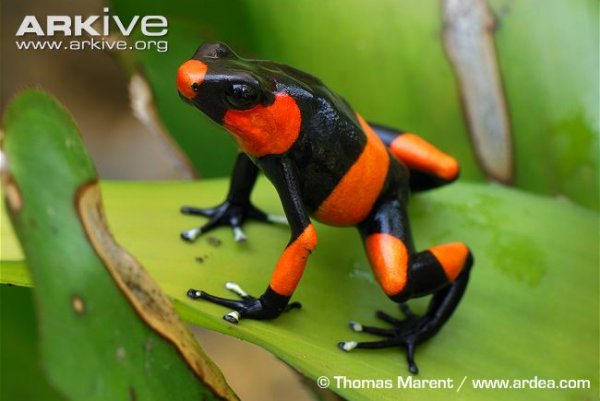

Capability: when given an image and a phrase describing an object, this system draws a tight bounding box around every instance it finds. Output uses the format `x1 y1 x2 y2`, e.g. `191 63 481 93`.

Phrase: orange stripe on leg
365 234 409 296
390 134 459 181
269 224 318 296
428 242 470 281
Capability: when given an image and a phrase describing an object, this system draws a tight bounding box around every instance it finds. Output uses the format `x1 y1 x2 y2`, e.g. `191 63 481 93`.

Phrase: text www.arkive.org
15 38 167 53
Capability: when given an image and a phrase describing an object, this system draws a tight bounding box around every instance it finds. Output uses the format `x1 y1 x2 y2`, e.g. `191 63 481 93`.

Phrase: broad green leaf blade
2 91 237 401
2 179 598 401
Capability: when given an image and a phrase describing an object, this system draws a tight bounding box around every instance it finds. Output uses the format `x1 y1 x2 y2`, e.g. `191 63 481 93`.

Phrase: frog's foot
180 201 287 243
187 282 301 323
338 303 428 374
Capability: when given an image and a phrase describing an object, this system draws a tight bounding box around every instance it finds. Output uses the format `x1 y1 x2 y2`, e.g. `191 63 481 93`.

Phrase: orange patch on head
314 114 389 226
365 234 409 296
269 224 318 296
429 242 469 281
390 134 459 180
223 93 301 158
177 60 208 99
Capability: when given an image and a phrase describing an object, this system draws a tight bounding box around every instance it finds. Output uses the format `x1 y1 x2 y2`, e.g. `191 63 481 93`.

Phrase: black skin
179 42 473 373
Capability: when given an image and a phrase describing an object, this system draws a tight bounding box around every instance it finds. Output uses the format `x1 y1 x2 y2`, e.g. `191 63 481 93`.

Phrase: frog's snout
176 59 208 100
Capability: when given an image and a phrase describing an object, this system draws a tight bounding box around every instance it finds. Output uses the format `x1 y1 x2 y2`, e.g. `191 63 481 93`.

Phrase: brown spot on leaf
71 295 86 315
116 346 127 361
207 237 221 248
129 386 137 401
195 255 210 264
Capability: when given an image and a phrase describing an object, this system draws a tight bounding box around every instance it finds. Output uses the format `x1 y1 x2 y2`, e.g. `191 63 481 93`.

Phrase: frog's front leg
339 198 473 374
181 152 286 243
187 155 316 322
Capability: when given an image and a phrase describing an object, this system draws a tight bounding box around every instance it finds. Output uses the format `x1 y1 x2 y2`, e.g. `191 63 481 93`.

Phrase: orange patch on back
176 60 208 99
365 233 409 296
314 114 389 226
269 224 318 296
390 134 459 180
429 242 469 281
223 93 301 158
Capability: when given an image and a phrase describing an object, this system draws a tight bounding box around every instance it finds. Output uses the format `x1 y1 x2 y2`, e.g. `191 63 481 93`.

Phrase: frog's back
280 80 396 225
255 58 407 226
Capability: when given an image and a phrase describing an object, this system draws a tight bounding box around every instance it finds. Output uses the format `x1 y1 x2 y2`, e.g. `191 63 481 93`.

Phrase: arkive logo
16 8 167 37
14 8 168 53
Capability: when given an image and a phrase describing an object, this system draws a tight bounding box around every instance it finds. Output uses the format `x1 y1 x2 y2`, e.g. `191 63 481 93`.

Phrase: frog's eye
225 83 259 110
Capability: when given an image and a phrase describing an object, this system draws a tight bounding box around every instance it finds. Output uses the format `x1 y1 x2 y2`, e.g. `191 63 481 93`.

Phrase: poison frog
176 42 473 374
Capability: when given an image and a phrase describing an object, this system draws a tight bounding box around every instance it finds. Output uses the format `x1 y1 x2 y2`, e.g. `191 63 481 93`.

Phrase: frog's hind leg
368 121 460 192
339 199 473 374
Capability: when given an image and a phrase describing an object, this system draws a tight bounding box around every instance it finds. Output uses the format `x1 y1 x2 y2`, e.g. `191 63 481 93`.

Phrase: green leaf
0 285 66 401
3 178 598 400
2 91 237 401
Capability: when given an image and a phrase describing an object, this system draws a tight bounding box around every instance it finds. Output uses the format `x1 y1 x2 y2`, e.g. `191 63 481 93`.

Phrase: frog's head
176 42 276 124
176 42 302 157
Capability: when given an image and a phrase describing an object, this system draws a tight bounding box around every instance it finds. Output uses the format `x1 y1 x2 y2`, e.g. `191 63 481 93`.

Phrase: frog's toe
338 332 420 374
399 302 417 319
347 320 395 337
181 205 217 216
181 222 217 242
340 306 433 374
181 228 202 242
375 303 417 326
266 214 288 225
231 225 247 243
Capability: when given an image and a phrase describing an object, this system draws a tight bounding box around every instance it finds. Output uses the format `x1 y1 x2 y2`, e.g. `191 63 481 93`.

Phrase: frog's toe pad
224 311 241 324
349 321 363 332
266 214 288 225
232 226 247 242
225 282 250 298
338 341 358 352
181 228 202 242
188 289 205 299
